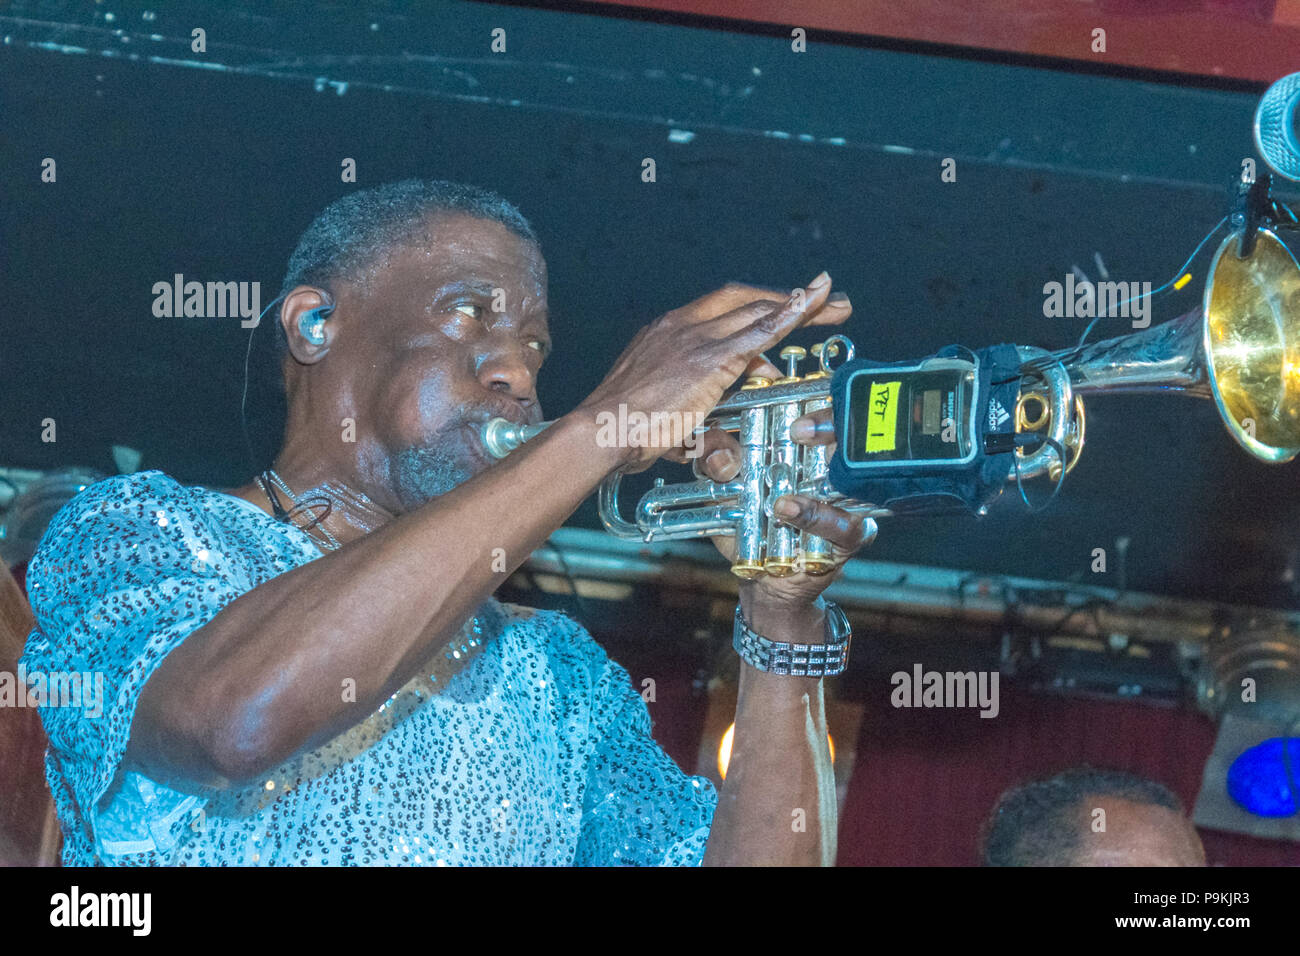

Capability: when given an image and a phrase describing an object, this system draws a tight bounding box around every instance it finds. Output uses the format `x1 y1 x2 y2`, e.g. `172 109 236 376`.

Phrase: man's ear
280 286 337 364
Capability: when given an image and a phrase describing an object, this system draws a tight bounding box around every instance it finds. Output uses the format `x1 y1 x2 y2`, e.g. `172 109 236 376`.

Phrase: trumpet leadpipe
1047 309 1211 398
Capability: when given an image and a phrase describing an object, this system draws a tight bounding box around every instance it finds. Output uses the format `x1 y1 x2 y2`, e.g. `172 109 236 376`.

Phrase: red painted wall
589 0 1300 84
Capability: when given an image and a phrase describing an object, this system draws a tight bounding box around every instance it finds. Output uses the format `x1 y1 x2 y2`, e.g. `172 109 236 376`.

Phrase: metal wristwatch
732 598 852 677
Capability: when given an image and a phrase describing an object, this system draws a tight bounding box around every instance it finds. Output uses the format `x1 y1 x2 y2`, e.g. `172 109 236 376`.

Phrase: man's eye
527 340 546 353
453 303 483 320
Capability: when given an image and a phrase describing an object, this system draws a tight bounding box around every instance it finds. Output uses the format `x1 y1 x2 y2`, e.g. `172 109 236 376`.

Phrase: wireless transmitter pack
826 343 1027 517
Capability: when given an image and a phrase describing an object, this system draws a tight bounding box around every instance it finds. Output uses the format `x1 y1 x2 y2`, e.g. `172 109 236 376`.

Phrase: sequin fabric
21 470 718 866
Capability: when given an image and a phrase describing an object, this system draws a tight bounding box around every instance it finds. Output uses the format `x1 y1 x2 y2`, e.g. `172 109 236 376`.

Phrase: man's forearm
703 599 838 866
129 410 622 789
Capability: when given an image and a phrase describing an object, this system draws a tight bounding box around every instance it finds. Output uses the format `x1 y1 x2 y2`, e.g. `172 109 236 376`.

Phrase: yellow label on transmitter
865 381 900 453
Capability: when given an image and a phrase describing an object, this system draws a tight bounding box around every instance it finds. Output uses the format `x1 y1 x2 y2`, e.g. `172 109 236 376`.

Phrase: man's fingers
743 353 782 382
720 276 847 358
693 297 788 341
681 278 849 325
698 271 839 339
790 407 836 445
771 495 878 552
671 282 791 325
661 427 742 480
697 435 742 481
804 292 852 326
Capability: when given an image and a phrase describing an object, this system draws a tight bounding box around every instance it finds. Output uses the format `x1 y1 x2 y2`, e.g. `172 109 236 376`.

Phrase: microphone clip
1230 168 1272 259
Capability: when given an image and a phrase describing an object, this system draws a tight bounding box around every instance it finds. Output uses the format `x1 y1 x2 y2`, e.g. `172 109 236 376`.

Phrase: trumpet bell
1203 228 1300 463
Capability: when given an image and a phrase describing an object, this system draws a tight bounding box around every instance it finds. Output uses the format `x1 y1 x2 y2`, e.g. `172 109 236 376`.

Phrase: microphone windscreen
1254 72 1300 182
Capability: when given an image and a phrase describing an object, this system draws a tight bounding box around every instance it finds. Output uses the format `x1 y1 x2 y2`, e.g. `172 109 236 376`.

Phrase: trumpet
483 226 1300 578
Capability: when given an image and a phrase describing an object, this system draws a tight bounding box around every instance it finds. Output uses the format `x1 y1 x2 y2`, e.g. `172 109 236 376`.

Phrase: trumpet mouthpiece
481 418 551 458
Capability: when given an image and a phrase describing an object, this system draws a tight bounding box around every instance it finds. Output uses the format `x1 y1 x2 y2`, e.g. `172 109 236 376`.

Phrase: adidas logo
988 397 1010 430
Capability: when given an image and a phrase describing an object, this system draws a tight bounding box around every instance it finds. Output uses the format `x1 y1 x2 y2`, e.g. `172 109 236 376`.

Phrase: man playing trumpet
22 179 874 866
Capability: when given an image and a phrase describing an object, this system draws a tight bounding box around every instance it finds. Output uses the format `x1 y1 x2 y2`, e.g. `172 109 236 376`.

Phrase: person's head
981 767 1206 866
272 179 551 513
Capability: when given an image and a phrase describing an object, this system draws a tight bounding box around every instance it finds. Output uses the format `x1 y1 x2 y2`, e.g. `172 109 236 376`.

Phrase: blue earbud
299 295 335 346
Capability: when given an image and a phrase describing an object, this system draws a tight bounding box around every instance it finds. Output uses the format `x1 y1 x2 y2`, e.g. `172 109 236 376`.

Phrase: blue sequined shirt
21 471 718 866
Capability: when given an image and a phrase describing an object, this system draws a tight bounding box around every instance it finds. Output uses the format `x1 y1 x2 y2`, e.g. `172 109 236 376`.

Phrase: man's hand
573 274 851 471
701 402 877 619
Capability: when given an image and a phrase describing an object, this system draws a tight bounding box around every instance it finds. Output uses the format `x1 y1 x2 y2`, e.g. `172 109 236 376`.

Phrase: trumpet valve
762 558 799 577
730 560 767 579
801 556 837 576
775 345 807 385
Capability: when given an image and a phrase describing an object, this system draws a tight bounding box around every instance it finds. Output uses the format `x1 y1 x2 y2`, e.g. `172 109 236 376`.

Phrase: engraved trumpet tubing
1046 309 1212 398
1013 309 1213 480
801 394 835 574
1013 346 1074 481
733 405 767 578
763 401 802 576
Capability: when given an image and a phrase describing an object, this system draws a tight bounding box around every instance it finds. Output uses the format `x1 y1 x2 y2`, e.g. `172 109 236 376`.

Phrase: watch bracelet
732 601 852 677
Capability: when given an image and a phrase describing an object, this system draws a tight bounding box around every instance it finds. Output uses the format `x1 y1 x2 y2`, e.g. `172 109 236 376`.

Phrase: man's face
1071 796 1207 866
327 212 551 512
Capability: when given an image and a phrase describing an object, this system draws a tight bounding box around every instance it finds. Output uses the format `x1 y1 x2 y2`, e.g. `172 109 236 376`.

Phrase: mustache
460 398 536 430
